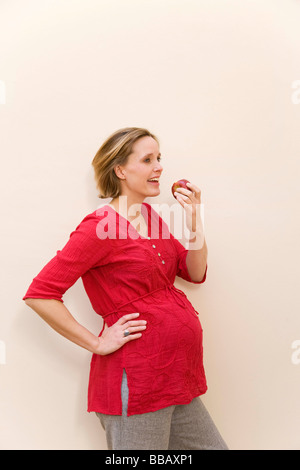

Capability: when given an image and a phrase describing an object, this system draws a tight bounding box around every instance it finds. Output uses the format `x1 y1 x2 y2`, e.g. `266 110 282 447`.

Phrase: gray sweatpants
96 370 228 450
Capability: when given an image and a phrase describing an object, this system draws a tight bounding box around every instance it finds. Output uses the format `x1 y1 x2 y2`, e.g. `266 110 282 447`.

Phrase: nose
154 161 163 173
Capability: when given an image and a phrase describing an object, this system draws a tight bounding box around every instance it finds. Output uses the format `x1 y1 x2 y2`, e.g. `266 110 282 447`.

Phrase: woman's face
116 136 163 201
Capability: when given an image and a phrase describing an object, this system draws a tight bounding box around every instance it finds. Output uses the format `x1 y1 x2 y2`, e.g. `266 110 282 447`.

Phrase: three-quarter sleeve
170 234 207 284
22 212 107 303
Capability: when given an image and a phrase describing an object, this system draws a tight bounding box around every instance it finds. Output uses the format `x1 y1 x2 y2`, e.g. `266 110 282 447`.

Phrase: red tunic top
23 202 208 416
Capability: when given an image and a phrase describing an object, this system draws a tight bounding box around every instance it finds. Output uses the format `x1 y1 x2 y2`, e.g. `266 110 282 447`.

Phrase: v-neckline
103 202 150 240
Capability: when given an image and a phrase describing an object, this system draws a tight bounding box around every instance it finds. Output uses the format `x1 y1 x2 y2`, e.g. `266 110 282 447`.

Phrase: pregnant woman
23 127 228 450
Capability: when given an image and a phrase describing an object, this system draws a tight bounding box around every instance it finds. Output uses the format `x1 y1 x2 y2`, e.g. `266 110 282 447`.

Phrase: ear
114 165 126 180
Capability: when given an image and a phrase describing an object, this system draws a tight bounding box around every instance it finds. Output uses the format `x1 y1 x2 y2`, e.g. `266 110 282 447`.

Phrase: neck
110 195 145 221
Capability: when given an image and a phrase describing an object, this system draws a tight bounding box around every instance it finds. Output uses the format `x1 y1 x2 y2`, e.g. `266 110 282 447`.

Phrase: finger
174 193 187 208
124 319 147 327
176 186 201 205
125 323 147 331
174 187 198 203
174 191 191 199
174 192 193 204
186 182 201 199
117 312 140 325
186 182 201 194
174 186 193 197
124 332 143 342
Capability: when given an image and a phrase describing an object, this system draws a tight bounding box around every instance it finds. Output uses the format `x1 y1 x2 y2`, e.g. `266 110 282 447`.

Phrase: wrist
188 232 206 251
91 336 104 355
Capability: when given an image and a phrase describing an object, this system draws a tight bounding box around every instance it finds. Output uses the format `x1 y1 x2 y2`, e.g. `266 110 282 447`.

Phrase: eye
143 155 162 163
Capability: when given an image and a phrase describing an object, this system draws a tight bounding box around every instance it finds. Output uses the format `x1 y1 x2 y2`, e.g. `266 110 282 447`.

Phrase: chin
148 188 160 197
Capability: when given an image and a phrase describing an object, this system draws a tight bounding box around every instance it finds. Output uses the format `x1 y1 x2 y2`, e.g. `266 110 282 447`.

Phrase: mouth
147 177 160 185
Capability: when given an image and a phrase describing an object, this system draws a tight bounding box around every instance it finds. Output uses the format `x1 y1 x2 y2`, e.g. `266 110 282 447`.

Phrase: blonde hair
91 127 159 199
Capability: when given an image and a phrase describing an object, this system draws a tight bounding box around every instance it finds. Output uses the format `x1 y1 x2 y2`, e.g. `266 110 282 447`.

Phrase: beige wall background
0 0 299 450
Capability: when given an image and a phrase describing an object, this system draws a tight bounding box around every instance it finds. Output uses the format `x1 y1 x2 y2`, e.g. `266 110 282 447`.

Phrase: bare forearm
173 180 207 282
186 232 208 282
24 298 100 354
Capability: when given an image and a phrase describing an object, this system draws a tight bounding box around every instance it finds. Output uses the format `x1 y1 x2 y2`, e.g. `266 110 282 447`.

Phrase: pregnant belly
125 300 203 370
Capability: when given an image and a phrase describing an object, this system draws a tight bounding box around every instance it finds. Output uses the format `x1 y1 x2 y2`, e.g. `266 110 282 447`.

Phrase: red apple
171 179 190 198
